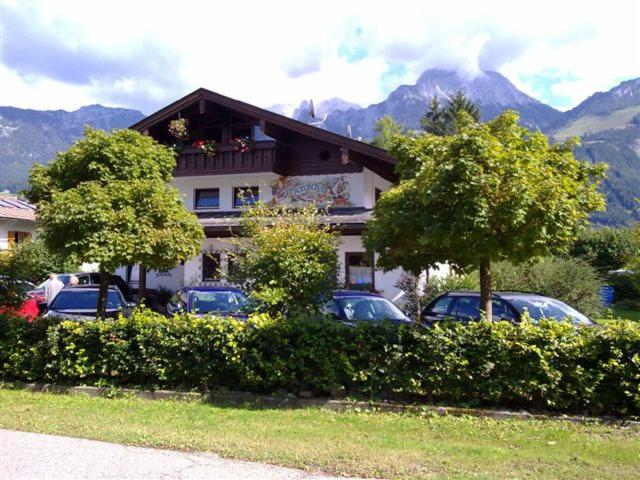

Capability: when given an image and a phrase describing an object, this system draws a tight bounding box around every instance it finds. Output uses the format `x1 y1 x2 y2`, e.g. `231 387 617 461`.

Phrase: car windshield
50 290 122 310
506 296 593 326
336 296 408 322
189 291 248 314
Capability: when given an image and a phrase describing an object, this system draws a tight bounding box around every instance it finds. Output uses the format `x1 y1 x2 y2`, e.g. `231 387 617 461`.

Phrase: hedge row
1 310 639 415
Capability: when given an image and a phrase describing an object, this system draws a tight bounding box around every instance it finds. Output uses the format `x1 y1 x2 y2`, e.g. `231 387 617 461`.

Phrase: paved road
0 429 364 480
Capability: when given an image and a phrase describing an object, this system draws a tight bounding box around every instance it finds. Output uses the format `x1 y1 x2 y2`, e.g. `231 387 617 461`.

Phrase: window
323 300 341 319
7 231 31 248
375 188 382 203
492 299 517 321
429 296 453 315
345 252 374 288
226 252 245 279
190 290 248 315
233 186 259 208
230 125 252 140
202 253 221 281
452 296 481 321
335 296 406 322
195 188 220 209
203 127 223 143
169 290 188 311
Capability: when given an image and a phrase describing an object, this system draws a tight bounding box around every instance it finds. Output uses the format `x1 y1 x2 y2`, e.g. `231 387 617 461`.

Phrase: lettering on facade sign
269 175 353 207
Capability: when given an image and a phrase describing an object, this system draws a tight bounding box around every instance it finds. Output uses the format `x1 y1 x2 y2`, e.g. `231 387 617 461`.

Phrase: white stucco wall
171 172 366 211
362 167 393 209
0 219 37 251
338 235 403 299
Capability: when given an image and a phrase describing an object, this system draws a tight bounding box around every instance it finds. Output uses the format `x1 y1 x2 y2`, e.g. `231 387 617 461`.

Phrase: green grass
0 389 638 479
612 308 640 322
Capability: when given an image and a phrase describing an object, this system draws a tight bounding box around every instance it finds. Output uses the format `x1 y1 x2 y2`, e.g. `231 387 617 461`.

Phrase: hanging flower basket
232 136 255 153
168 118 189 140
193 140 217 157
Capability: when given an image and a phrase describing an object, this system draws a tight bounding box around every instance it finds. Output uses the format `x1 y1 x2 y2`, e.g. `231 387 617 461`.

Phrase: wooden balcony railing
173 141 285 176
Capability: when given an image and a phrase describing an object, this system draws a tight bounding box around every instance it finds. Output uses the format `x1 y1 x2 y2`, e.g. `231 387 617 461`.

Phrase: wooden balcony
173 141 286 176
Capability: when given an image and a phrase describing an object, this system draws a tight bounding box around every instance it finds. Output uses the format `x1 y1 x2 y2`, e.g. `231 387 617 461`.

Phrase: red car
0 279 39 321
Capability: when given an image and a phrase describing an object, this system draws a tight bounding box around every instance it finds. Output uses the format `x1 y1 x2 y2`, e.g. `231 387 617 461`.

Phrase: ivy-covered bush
1 310 638 415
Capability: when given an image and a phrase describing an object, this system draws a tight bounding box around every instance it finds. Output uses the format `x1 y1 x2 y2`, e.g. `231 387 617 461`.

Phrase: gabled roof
0 195 36 221
131 88 396 169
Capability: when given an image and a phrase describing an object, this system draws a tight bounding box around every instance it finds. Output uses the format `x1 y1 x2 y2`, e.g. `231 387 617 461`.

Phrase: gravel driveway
0 429 365 480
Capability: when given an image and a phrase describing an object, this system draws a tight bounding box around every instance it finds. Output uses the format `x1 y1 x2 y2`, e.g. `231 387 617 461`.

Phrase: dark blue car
422 291 594 326
166 286 251 319
324 290 413 325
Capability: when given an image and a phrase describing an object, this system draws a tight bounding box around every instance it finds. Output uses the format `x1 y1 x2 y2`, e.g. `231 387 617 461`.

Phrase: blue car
324 290 414 325
166 286 251 319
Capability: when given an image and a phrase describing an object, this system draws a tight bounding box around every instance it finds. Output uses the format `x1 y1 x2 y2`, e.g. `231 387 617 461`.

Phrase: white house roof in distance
0 194 36 221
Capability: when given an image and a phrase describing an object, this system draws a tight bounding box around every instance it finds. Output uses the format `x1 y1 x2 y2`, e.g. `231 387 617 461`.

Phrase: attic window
319 150 330 161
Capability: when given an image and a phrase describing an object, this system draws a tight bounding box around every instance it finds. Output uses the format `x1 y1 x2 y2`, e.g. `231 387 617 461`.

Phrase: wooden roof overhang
131 88 398 181
198 208 372 238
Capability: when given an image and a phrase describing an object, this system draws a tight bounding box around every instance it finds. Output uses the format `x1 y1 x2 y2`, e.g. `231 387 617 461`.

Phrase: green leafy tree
420 90 481 135
569 227 639 274
229 201 339 317
25 127 204 317
364 111 606 319
372 115 404 149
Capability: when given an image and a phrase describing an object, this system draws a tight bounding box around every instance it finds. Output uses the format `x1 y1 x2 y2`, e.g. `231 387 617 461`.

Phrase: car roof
332 289 382 298
441 290 546 298
62 286 121 292
182 286 244 293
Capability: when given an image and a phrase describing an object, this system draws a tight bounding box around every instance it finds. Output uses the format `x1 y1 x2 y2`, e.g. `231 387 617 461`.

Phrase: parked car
166 286 251 319
43 286 135 320
0 277 39 320
422 291 594 326
29 272 135 307
325 290 414 325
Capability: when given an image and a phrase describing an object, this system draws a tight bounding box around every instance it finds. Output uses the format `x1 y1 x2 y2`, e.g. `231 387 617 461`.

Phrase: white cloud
1 0 638 113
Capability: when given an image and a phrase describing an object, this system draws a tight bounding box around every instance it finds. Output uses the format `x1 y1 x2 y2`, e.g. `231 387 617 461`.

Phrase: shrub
1 310 639 415
0 237 79 285
230 202 339 316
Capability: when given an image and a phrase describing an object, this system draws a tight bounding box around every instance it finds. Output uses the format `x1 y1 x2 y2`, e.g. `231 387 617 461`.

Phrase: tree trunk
479 258 492 321
97 269 110 320
138 264 146 304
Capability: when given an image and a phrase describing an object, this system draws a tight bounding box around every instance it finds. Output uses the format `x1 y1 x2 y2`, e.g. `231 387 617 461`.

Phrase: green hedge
1 310 639 415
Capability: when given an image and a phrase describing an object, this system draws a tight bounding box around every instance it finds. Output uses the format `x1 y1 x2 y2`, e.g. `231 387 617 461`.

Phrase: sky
1 0 639 114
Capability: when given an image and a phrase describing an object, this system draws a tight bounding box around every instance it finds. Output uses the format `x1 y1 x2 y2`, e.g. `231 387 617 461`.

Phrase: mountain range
0 105 144 192
0 70 638 225
285 70 640 226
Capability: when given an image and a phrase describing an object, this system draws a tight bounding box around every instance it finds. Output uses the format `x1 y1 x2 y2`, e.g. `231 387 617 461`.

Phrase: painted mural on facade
269 175 353 207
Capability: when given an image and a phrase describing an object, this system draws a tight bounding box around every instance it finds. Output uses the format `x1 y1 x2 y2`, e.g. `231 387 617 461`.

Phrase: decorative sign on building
269 175 353 207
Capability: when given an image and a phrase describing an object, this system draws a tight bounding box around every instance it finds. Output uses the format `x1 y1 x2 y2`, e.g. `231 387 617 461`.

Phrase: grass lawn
0 389 638 479
611 308 640 322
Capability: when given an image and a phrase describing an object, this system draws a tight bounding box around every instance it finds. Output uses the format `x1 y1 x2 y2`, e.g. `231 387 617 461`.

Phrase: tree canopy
364 110 607 318
26 127 204 316
569 226 639 274
420 90 481 136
